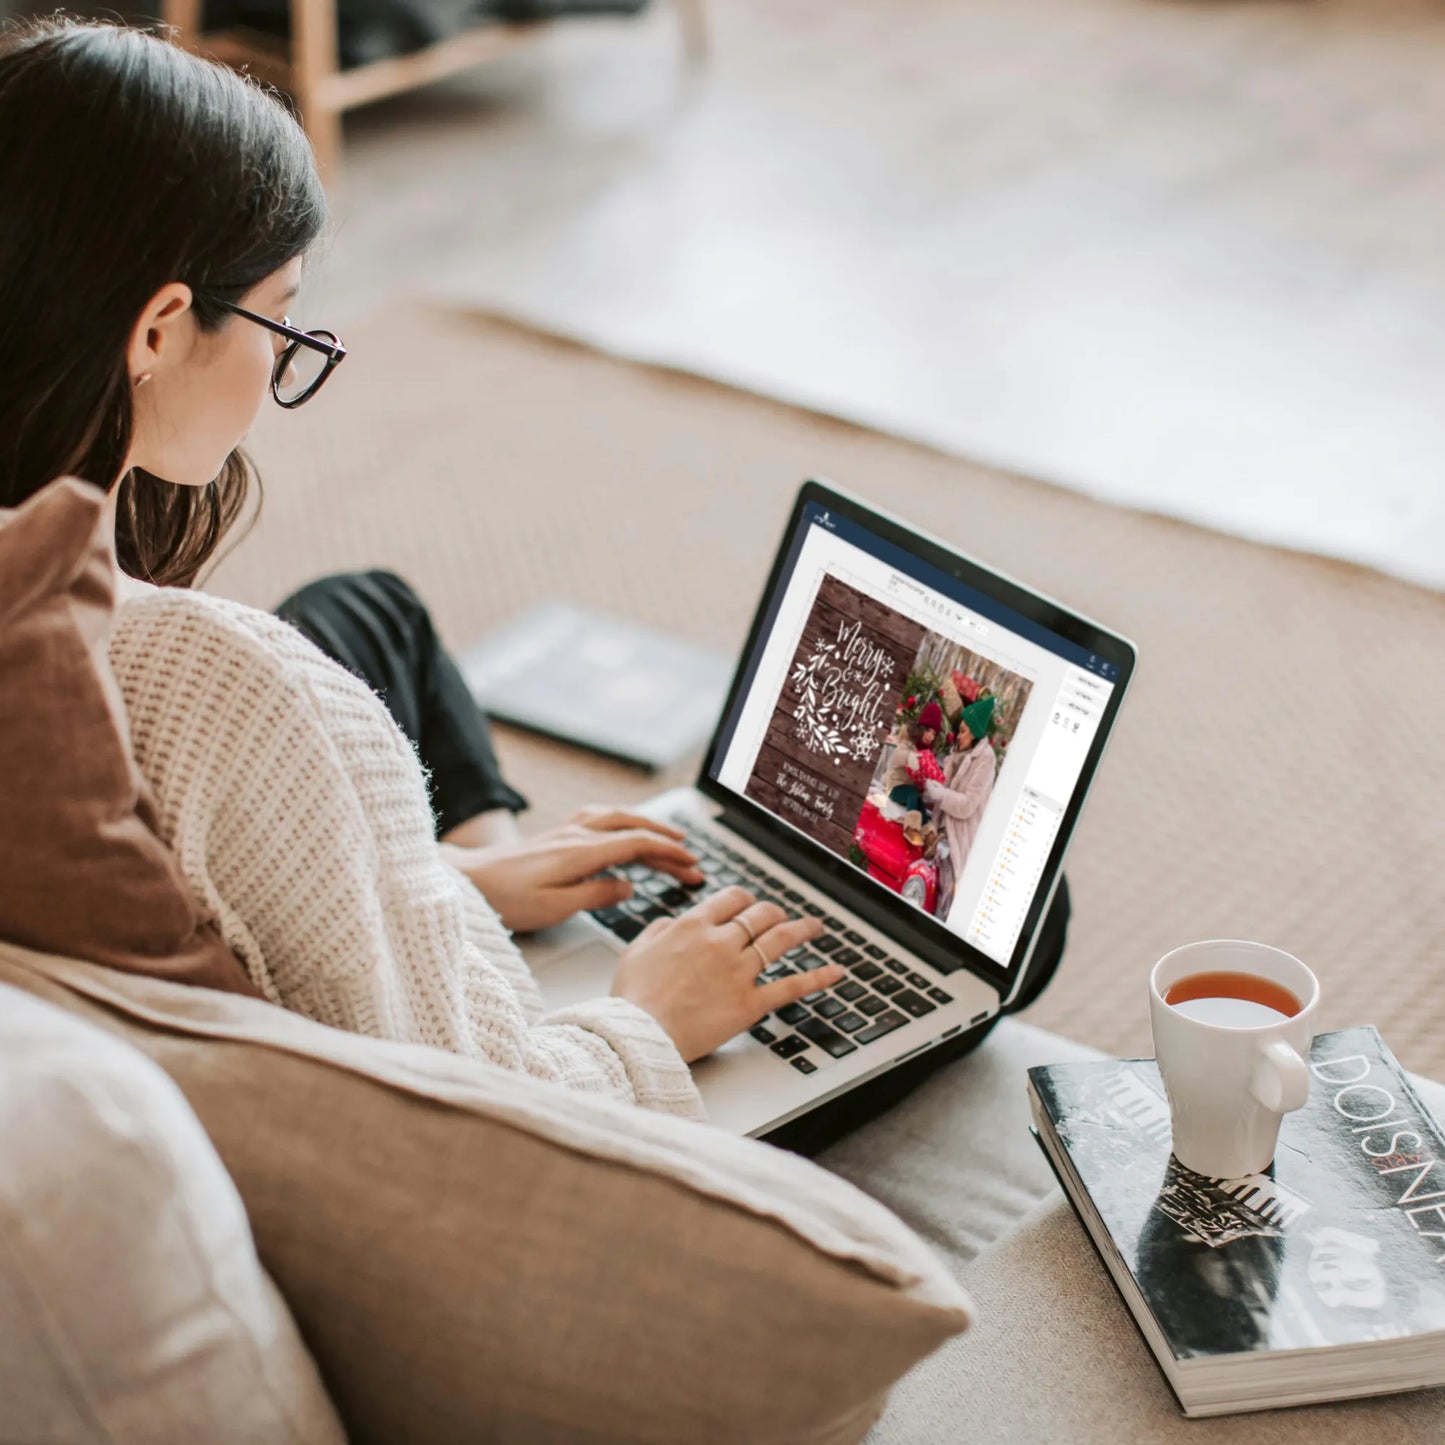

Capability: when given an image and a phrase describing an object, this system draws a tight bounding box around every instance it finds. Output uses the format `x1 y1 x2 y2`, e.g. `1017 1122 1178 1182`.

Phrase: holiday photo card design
744 575 925 857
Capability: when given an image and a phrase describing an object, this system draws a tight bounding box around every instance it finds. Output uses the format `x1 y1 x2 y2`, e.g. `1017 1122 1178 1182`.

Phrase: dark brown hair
0 18 327 585
903 715 936 748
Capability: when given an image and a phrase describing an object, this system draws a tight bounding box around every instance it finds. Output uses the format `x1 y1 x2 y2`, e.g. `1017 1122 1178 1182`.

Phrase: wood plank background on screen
744 574 925 857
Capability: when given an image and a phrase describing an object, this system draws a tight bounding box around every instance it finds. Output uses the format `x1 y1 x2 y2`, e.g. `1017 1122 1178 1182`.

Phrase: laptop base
761 1014 1002 1157
759 875 1069 1157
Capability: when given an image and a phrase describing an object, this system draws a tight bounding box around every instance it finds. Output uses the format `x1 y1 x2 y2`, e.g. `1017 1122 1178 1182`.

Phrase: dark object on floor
204 0 649 70
205 0 474 67
483 0 649 15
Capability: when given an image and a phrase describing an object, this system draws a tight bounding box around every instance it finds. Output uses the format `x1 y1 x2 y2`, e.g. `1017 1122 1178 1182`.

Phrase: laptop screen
705 493 1124 977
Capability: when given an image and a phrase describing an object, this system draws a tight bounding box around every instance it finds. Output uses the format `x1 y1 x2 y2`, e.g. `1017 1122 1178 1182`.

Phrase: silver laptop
521 479 1136 1137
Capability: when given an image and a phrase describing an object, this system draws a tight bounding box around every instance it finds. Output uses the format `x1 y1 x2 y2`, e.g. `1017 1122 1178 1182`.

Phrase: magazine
1028 1028 1445 1417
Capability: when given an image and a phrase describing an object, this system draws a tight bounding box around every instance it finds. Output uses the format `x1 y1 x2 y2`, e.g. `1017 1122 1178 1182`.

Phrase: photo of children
849 638 1033 922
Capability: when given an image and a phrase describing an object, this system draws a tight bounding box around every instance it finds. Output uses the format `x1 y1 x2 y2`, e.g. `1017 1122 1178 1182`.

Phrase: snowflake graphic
846 719 883 762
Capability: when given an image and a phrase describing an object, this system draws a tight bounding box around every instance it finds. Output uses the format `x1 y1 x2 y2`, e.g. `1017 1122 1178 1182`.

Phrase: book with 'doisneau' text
1028 1027 1445 1417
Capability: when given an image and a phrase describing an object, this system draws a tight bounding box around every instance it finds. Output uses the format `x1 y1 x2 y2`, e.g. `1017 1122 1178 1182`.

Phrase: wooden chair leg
291 0 343 191
674 0 709 65
301 100 343 193
160 0 203 43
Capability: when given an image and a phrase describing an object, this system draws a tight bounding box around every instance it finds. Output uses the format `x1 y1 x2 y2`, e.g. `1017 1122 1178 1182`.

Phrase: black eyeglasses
208 297 347 409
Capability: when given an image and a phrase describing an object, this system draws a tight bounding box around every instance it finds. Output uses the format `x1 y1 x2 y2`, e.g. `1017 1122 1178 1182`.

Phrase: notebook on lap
520 479 1137 1136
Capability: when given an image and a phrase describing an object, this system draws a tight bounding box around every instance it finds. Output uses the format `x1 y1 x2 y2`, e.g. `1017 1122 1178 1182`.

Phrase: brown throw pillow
0 476 256 996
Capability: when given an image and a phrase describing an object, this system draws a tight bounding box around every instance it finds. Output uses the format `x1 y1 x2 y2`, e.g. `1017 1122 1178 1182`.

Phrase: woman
924 696 998 919
0 18 845 1120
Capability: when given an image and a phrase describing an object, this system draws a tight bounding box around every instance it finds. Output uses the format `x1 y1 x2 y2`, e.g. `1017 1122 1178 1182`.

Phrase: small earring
134 372 152 387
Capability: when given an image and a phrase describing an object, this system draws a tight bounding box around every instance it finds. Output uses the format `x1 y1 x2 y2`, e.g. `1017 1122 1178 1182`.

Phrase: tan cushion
0 942 973 1445
0 980 345 1445
0 477 255 996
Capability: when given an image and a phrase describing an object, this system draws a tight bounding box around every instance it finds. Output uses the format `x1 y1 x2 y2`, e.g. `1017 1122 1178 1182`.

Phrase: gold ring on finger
732 914 756 945
749 940 769 971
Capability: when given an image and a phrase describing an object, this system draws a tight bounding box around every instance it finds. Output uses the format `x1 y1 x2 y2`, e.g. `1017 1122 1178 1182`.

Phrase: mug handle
1250 1038 1310 1114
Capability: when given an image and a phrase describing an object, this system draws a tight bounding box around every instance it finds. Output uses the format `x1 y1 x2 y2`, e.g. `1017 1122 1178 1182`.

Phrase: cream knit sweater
108 586 704 1120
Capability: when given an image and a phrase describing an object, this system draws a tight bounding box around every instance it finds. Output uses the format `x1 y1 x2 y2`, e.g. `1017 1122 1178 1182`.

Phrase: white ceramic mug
1148 940 1320 1179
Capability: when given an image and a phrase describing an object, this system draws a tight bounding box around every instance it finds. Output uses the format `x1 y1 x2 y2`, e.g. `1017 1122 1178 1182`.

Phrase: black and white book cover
1029 1028 1445 1363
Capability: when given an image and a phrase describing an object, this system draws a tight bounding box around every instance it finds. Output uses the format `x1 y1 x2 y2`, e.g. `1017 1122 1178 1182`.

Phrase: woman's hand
610 886 846 1063
444 805 705 934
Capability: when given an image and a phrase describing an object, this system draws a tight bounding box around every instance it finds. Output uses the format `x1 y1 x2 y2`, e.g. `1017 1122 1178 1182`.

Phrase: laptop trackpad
527 921 621 1013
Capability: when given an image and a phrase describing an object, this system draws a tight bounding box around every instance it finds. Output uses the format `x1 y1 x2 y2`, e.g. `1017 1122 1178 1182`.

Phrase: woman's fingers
635 913 673 943
540 832 696 884
608 883 847 1061
686 892 822 959
747 912 823 960
689 885 757 924
570 806 686 841
553 874 634 916
561 829 703 881
755 963 846 1015
724 898 790 942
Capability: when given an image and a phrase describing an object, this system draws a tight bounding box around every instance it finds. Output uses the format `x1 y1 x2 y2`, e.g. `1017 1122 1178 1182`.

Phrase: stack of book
1028 1027 1445 1417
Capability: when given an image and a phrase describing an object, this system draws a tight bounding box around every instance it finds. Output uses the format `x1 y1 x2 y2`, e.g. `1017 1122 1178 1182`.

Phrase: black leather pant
276 570 528 837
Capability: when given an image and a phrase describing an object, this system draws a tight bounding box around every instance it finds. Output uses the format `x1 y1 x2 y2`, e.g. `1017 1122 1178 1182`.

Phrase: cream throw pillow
0 942 973 1445
0 982 345 1445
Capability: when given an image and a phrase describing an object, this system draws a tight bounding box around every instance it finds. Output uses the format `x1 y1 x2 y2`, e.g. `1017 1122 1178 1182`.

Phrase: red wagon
852 798 939 914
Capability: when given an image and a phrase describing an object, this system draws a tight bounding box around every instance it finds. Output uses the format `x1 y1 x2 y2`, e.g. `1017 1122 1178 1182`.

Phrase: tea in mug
1163 969 1303 1028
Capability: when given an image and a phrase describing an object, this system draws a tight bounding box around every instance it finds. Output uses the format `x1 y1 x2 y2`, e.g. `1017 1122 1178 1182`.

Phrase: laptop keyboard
588 819 955 1075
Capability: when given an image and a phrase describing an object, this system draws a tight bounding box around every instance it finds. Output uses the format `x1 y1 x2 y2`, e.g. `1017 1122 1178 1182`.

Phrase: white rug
394 0 1445 589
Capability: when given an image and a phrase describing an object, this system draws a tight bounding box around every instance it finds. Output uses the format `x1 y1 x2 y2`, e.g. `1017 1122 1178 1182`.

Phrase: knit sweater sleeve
110 590 703 1120
447 862 704 1118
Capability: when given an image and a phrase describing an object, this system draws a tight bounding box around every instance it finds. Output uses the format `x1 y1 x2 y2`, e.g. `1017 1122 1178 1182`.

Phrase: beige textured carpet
209 303 1445 1081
